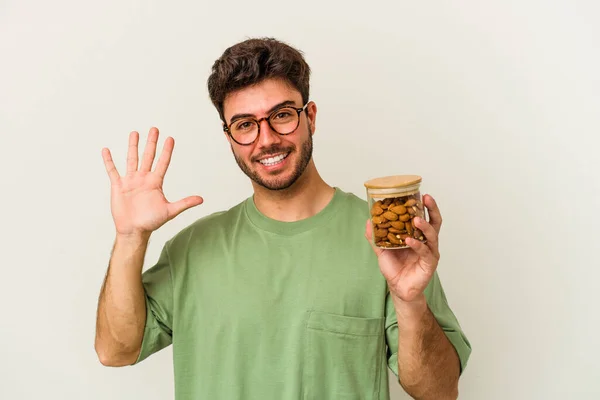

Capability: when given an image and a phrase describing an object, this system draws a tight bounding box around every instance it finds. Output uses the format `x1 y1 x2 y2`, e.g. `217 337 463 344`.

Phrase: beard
232 127 313 191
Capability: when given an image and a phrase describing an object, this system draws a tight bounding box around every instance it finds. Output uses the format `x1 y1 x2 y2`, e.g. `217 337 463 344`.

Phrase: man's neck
251 162 335 223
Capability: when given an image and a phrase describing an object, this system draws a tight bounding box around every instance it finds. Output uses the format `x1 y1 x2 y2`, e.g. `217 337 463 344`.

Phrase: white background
1 0 599 399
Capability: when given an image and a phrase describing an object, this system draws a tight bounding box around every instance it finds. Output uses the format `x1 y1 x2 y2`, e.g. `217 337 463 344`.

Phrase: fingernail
414 217 421 224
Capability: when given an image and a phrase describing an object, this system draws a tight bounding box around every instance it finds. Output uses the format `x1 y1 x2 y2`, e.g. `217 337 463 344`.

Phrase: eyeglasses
223 103 308 146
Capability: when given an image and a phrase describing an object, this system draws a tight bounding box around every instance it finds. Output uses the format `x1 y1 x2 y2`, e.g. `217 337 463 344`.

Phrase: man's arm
394 294 460 400
366 194 467 399
95 233 150 366
96 128 203 366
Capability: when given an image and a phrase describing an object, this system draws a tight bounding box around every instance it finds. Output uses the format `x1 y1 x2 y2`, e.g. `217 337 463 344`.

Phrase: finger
126 131 139 174
140 127 159 172
413 217 440 259
102 148 120 184
405 237 437 273
364 219 384 256
167 196 204 219
154 136 174 178
423 194 442 233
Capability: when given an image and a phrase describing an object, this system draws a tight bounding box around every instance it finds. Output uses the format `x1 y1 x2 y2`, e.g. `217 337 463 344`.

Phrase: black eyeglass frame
222 103 309 146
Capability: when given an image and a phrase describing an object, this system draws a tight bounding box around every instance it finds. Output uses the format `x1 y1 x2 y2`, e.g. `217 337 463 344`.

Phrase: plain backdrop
1 0 599 399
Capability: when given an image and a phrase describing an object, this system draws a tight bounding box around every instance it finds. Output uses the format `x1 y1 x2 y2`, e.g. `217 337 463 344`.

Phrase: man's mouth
257 152 290 166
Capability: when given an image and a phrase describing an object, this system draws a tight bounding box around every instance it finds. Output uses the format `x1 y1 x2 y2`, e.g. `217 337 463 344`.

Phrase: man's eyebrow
228 100 298 124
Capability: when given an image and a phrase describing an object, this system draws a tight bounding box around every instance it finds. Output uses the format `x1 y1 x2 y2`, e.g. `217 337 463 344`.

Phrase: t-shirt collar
244 187 342 235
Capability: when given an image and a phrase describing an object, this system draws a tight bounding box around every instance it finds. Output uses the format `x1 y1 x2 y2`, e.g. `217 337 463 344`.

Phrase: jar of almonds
364 175 427 249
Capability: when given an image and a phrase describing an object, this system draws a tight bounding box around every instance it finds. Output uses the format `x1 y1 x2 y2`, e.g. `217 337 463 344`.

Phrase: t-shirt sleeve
131 242 174 364
384 271 472 377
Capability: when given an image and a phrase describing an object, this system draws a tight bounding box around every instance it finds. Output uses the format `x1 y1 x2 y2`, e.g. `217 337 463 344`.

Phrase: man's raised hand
102 127 203 237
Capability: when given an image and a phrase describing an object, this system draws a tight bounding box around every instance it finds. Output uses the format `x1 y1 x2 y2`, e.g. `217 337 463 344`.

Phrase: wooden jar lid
364 175 422 189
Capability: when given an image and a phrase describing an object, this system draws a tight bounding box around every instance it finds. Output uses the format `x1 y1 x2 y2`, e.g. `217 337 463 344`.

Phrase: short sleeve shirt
133 188 471 399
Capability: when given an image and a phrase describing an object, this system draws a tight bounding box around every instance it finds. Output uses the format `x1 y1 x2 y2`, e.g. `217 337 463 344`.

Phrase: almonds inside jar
369 193 426 249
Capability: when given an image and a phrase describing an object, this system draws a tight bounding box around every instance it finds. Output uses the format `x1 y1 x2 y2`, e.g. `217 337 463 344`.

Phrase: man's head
207 38 316 191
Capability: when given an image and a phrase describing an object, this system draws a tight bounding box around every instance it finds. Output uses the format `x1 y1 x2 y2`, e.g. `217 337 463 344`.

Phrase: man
95 37 471 400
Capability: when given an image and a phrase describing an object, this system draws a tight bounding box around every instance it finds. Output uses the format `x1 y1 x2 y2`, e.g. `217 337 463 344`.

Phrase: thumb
167 196 204 219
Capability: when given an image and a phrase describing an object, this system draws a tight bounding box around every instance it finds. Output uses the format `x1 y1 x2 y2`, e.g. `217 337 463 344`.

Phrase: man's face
222 78 316 191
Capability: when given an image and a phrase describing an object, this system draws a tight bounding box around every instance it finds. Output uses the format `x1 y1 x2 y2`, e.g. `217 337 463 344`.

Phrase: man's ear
306 101 317 135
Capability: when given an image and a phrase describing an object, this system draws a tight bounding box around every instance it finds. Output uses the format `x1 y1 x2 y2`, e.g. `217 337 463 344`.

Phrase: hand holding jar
364 175 443 303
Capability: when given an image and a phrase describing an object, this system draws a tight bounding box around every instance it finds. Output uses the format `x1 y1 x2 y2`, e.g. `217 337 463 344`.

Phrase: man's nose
256 119 282 148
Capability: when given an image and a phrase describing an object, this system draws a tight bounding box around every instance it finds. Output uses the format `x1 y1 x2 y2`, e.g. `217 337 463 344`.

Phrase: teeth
259 153 288 166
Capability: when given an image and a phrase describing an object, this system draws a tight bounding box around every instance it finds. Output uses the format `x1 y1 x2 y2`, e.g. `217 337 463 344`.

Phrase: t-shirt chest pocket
303 310 386 400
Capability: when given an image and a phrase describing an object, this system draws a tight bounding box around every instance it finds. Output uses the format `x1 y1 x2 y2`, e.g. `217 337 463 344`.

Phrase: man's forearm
95 233 150 366
394 294 460 400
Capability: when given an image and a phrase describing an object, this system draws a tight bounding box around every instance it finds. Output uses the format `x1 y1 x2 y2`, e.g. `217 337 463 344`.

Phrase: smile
258 152 290 166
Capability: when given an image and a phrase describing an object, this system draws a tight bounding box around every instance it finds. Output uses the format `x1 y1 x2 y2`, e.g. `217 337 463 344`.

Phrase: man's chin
252 173 297 191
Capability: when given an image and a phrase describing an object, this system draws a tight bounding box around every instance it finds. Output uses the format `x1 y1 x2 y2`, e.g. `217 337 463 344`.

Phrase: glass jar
363 175 427 249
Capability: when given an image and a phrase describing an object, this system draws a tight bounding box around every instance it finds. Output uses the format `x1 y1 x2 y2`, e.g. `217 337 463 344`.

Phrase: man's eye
235 121 254 130
274 111 292 119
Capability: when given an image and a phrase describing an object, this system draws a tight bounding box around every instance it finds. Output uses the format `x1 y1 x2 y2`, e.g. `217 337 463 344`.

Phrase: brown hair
207 37 311 123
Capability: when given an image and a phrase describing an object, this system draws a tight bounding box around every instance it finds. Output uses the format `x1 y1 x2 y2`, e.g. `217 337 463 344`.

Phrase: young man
95 38 471 400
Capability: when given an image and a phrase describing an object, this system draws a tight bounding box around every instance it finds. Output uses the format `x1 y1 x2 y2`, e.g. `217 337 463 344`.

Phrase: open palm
102 128 203 237
365 194 442 302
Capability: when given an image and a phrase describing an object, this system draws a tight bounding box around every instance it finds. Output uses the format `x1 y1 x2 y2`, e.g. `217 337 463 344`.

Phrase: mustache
252 145 294 162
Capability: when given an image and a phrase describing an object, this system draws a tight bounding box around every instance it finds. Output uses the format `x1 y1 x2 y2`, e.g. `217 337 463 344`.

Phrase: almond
387 233 402 244
388 227 402 234
389 205 407 215
390 221 404 230
382 211 399 221
378 222 391 228
400 213 411 222
372 215 386 224
374 228 388 238
406 222 414 235
404 199 417 207
371 205 384 216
